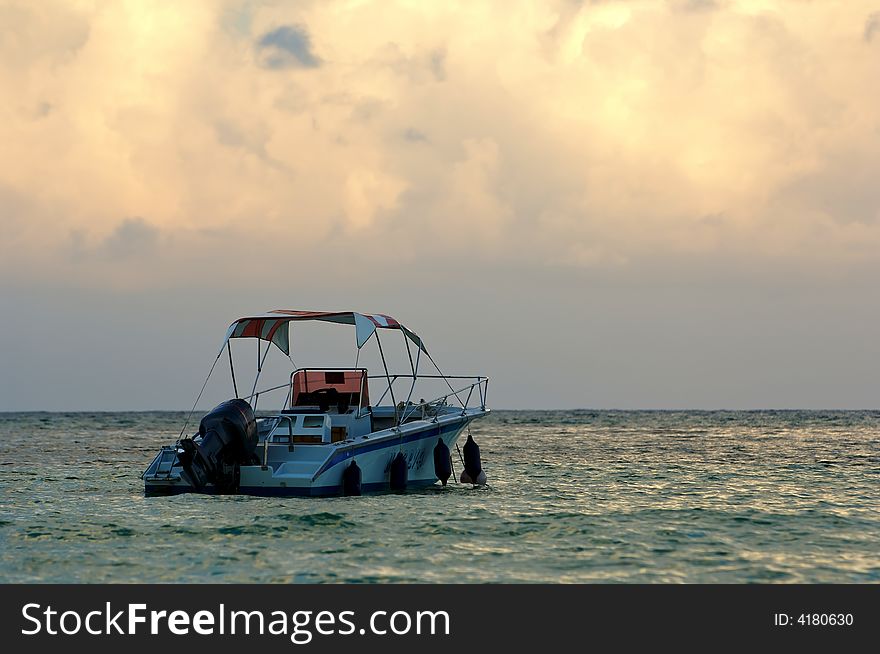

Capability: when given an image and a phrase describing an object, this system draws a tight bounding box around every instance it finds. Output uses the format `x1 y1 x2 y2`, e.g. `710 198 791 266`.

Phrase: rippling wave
0 410 878 582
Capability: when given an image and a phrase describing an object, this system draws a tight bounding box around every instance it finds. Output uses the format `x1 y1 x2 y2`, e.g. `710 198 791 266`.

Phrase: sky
1 0 879 410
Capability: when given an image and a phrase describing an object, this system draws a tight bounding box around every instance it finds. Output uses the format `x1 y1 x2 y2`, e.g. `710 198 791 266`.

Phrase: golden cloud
1 0 879 290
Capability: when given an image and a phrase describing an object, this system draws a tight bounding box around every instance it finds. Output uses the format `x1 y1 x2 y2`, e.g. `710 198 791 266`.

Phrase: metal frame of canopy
178 310 488 439
220 310 429 357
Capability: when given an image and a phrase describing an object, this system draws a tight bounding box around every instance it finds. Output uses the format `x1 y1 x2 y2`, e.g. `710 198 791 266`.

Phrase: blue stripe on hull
313 420 463 478
242 478 438 497
145 478 438 497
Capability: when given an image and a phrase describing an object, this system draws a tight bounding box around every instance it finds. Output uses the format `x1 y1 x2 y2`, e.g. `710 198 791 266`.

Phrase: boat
142 310 490 496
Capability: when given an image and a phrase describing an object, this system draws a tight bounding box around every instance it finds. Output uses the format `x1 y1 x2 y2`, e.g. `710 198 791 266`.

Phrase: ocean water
0 410 878 583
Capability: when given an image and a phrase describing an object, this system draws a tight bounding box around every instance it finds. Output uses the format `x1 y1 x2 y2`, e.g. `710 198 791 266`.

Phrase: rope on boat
454 444 465 484
425 350 466 409
178 350 223 439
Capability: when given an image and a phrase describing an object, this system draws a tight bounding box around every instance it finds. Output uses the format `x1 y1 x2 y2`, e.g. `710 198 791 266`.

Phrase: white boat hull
144 409 486 497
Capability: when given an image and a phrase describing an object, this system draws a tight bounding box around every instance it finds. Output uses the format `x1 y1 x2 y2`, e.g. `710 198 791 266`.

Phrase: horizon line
2 407 879 414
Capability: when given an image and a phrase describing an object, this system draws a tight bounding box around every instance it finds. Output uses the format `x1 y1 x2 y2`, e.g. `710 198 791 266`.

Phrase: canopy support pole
403 330 415 377
374 331 398 423
400 332 422 423
227 342 238 399
251 339 271 411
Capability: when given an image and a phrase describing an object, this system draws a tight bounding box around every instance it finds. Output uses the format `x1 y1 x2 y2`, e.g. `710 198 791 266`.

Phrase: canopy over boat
221 310 427 356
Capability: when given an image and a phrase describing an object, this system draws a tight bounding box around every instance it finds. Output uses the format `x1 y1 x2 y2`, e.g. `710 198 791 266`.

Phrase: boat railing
234 372 488 426
367 374 489 425
261 414 295 466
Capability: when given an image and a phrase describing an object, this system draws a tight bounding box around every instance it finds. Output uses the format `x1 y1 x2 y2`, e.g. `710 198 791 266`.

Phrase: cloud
211 116 288 170
256 25 321 69
98 217 160 259
2 0 880 287
675 0 718 12
369 42 449 84
866 11 880 42
343 169 407 229
0 1 90 67
403 127 428 142
429 48 446 81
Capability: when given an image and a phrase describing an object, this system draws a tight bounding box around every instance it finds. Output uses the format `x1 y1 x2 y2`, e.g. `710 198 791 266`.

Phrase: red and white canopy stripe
221 310 426 356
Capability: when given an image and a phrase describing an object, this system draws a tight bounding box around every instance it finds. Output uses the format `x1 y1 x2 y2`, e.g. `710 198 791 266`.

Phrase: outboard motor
461 433 487 485
342 460 362 496
433 438 452 486
177 399 258 492
389 452 408 491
